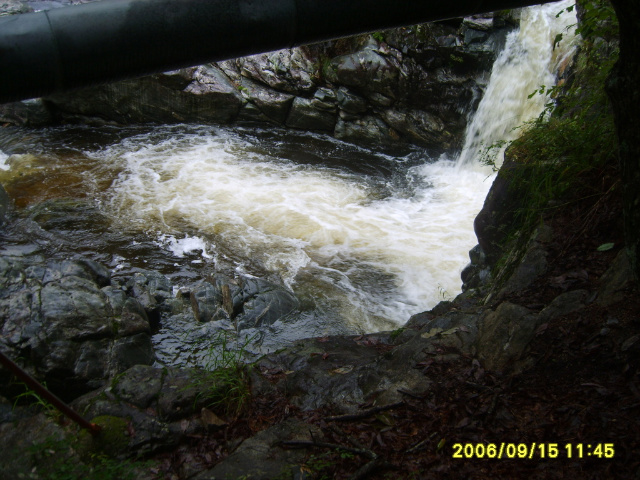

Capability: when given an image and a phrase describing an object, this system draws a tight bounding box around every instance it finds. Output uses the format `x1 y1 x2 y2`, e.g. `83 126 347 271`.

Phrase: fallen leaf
597 242 615 251
201 408 227 427
330 365 354 375
180 419 190 433
621 334 640 351
421 327 443 339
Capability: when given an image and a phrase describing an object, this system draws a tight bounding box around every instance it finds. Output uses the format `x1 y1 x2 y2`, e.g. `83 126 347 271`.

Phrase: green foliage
372 31 386 43
302 453 333 479
482 0 619 280
390 327 405 340
192 331 256 417
12 381 58 417
553 0 618 50
28 436 153 480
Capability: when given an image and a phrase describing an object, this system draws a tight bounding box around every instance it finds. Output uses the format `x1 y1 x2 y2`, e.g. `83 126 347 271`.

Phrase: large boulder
44 65 244 125
0 5 515 152
0 256 155 399
189 275 299 330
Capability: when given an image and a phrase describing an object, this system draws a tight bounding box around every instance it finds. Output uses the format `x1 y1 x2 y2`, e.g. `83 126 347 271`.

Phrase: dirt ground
154 163 640 479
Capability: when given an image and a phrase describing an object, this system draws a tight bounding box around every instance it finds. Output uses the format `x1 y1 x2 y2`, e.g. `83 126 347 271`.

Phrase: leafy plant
28 436 153 480
12 381 58 416
372 31 386 43
482 0 619 281
192 331 258 417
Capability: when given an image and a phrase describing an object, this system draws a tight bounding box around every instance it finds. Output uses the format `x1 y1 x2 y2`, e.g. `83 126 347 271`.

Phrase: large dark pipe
0 0 554 104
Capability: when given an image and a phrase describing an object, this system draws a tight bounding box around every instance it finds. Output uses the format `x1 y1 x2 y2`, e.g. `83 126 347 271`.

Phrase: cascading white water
0 1 578 339
89 1 578 334
458 0 578 167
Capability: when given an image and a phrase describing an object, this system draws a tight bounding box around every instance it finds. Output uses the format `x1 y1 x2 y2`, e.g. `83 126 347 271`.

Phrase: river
0 1 577 365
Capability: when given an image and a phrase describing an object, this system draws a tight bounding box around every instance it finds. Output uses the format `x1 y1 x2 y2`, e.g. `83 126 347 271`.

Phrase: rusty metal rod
0 349 101 435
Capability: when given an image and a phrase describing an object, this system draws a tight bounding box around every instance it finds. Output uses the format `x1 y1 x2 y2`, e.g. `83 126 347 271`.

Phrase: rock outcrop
0 255 156 399
0 4 516 152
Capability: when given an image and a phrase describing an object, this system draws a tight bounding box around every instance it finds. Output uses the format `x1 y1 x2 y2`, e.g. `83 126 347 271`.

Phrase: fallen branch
350 458 395 480
326 401 404 422
281 440 378 460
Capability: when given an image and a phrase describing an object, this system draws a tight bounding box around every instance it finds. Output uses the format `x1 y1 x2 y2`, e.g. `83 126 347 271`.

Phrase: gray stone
237 77 295 123
382 108 451 148
463 15 495 31
334 116 397 145
0 98 53 126
598 249 635 306
0 256 155 398
476 302 539 373
538 290 589 323
286 96 337 131
45 65 243 125
236 49 318 94
336 87 368 114
0 184 11 226
195 419 323 480
327 45 400 99
465 28 491 45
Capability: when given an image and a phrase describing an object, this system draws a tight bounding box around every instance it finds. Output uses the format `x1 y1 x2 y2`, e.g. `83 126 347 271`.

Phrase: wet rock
496 225 552 299
189 275 299 330
67 364 237 457
0 98 53 126
336 86 368 115
334 115 397 145
44 66 243 125
235 49 318 94
461 244 492 291
463 15 495 31
382 108 452 148
0 0 31 16
125 270 172 324
0 184 11 226
476 302 539 373
257 333 430 412
537 289 589 324
0 256 155 399
597 249 635 306
195 418 323 480
325 41 400 100
286 96 337 131
236 77 295 124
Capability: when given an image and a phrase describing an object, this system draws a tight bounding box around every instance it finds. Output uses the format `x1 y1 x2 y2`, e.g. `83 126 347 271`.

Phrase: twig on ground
281 440 378 460
326 401 405 422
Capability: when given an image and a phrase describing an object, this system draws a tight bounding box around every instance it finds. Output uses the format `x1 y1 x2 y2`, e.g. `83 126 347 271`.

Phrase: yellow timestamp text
452 443 615 459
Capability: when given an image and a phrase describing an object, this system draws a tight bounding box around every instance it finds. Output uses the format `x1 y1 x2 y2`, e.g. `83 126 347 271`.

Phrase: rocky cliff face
0 1 517 153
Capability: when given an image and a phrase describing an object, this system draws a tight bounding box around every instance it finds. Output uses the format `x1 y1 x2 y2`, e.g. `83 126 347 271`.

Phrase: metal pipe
0 349 102 435
0 0 554 104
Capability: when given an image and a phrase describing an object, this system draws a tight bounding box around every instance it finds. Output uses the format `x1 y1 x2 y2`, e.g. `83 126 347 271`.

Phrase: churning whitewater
0 2 578 349
96 1 577 333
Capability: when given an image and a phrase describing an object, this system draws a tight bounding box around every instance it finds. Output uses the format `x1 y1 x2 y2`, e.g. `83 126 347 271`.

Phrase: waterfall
457 0 579 167
0 2 582 353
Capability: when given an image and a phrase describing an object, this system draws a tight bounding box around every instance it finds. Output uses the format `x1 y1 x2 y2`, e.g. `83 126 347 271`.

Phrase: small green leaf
436 438 446 452
597 243 615 252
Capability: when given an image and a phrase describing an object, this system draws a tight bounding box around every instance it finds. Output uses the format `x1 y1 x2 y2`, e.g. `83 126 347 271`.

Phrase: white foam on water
155 234 214 259
91 1 577 331
0 151 10 171
457 0 579 167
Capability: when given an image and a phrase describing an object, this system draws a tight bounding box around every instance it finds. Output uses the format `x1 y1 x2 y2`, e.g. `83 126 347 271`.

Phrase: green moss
77 415 130 458
390 327 405 340
29 432 151 480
